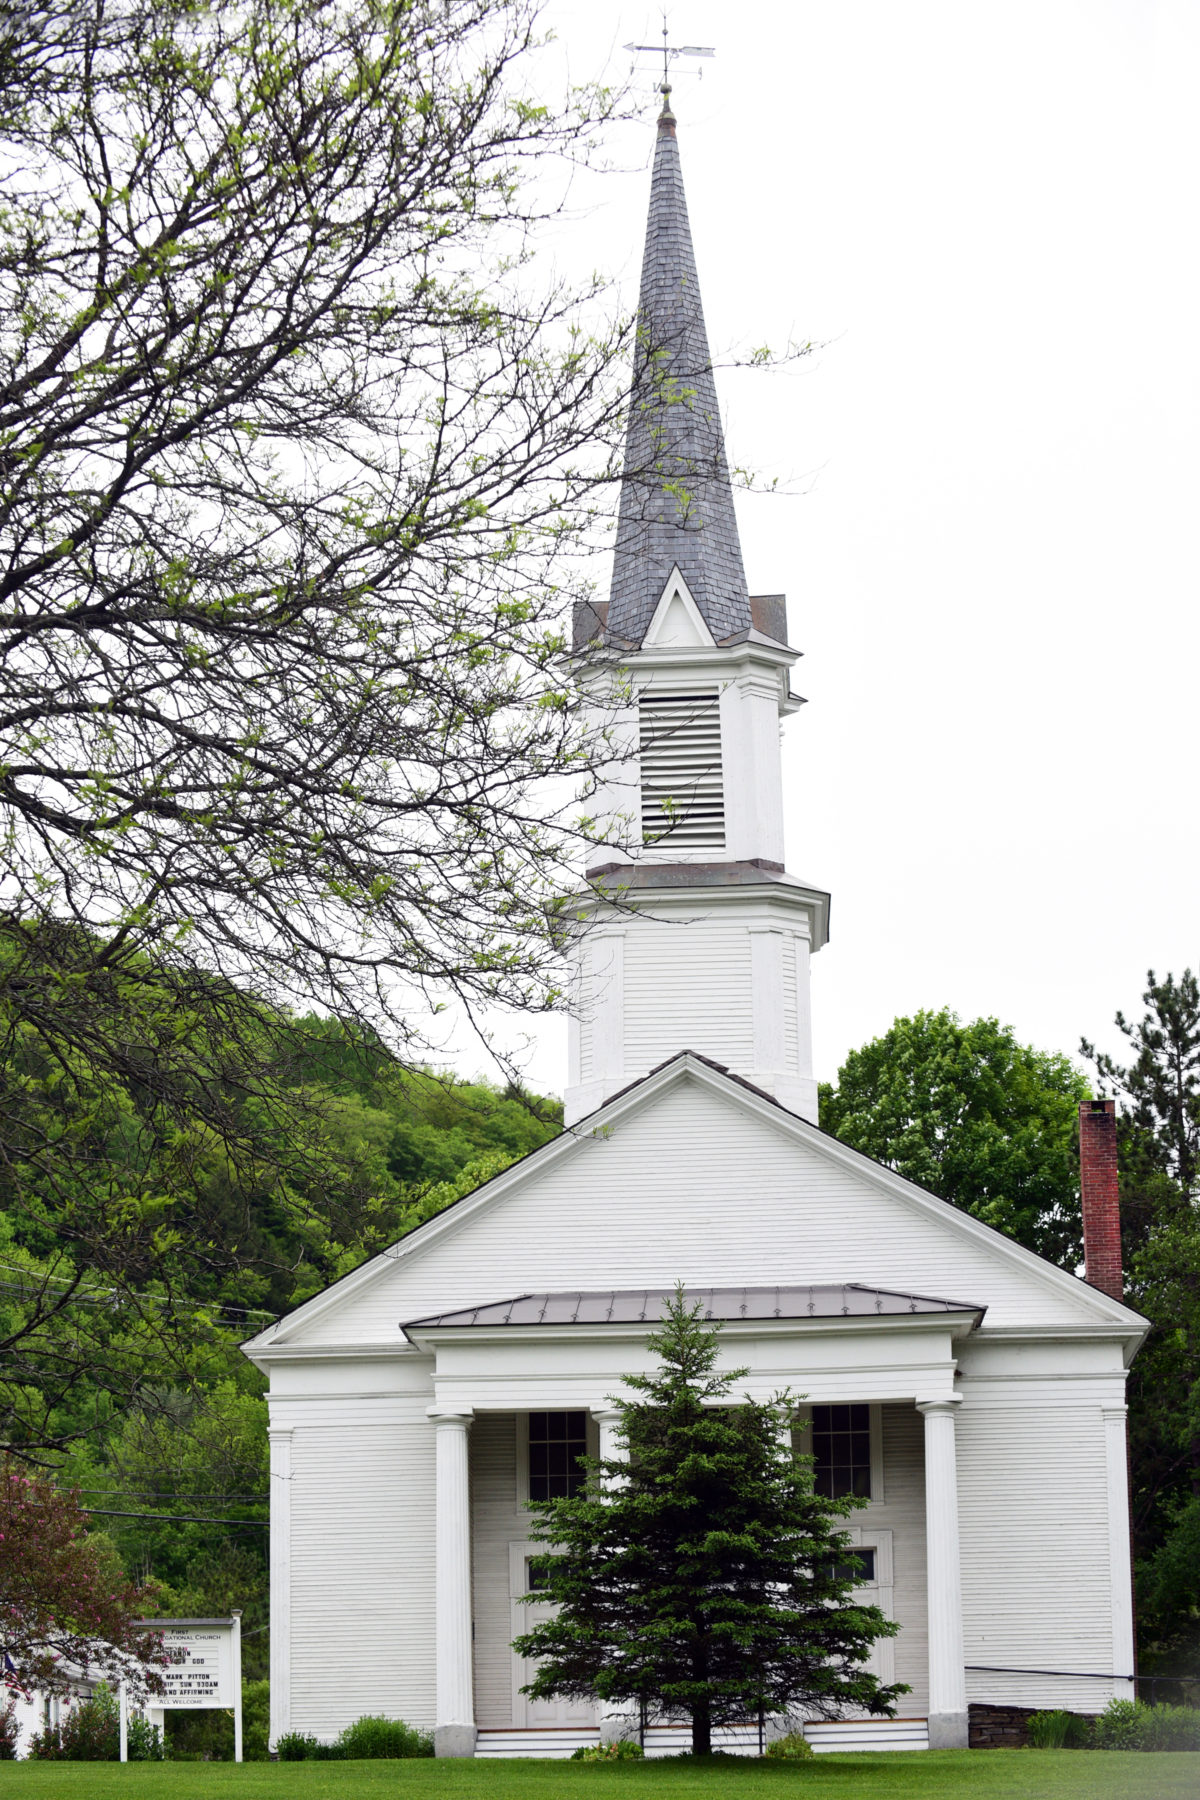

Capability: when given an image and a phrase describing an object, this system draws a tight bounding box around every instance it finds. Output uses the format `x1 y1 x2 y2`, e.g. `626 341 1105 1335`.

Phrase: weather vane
624 16 714 103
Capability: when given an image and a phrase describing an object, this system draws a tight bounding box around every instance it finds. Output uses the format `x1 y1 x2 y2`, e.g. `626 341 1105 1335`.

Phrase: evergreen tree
511 1290 903 1755
1083 970 1200 1683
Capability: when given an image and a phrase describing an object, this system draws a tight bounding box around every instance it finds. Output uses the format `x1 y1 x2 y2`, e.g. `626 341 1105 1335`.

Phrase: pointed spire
606 96 750 645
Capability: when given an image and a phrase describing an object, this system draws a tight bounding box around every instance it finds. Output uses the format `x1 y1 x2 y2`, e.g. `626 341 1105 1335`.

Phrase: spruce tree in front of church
511 1290 904 1756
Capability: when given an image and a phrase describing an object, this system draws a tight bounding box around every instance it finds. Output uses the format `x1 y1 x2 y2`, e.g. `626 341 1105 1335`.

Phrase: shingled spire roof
606 94 751 646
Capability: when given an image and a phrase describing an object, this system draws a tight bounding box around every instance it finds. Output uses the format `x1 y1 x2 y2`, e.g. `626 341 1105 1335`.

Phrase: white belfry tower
564 92 829 1127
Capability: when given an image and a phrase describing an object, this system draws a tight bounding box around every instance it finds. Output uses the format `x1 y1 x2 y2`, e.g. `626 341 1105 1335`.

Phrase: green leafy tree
0 0 616 1457
820 1009 1088 1265
512 1290 902 1754
0 0 634 1054
1083 971 1200 1682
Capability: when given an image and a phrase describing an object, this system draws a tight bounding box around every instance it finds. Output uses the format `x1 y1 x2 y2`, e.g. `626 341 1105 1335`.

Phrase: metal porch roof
403 1284 985 1332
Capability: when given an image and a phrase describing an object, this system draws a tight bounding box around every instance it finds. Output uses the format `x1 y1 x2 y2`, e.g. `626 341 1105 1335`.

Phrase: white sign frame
123 1613 243 1762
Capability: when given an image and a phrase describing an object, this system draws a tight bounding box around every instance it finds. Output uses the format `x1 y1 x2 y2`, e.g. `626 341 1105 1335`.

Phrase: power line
81 1506 267 1528
0 1259 278 1322
76 1489 270 1502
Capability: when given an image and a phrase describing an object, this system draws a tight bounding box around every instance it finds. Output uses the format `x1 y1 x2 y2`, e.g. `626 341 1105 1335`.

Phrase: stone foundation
968 1702 1040 1749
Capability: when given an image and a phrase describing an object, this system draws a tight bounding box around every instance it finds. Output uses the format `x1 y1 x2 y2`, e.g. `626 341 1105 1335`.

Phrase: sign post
135 1616 244 1762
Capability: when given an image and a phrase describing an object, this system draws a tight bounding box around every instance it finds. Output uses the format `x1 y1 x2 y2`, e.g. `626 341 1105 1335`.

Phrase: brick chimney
1080 1099 1123 1299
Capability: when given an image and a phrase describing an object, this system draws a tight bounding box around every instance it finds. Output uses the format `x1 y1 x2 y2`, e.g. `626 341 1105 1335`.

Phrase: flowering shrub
0 1694 19 1760
570 1740 645 1760
0 1468 165 1699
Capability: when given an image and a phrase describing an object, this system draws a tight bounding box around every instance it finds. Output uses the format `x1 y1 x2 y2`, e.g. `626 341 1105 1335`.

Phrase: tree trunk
691 1698 712 1756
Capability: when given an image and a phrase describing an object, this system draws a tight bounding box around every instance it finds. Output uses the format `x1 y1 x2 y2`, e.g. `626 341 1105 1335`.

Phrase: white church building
243 94 1146 1759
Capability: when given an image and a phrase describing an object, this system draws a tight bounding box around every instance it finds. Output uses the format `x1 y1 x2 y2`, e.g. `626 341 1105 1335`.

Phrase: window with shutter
638 689 725 850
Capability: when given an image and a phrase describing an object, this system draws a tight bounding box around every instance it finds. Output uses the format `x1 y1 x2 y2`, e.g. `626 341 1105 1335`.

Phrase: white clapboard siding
622 927 753 1074
476 1728 600 1758
958 1402 1115 1711
471 1412 523 1729
282 1074 1104 1347
866 1404 929 1714
639 690 725 850
288 1409 435 1737
805 1719 929 1752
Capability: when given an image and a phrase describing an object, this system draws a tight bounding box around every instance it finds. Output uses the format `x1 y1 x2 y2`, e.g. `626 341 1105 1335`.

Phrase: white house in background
243 92 1146 1759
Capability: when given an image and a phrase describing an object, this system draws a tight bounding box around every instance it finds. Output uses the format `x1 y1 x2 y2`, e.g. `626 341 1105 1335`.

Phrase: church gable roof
243 1053 1144 1360
606 101 750 647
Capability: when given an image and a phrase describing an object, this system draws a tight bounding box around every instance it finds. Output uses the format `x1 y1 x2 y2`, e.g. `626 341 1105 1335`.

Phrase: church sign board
152 1621 236 1707
124 1615 243 1761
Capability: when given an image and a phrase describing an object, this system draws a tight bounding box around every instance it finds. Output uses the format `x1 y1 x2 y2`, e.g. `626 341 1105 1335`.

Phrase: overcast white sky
471 0 1200 1097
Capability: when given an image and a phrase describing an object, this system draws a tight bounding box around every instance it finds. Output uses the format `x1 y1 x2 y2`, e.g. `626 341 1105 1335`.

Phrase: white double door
508 1541 598 1728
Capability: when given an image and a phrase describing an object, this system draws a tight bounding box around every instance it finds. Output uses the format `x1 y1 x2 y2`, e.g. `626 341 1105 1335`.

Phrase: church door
508 1542 598 1729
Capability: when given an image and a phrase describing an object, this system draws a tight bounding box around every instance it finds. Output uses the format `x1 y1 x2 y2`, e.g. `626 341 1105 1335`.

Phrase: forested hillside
0 953 561 1683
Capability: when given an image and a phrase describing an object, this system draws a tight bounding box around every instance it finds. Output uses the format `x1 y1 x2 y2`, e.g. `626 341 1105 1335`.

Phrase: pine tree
511 1290 904 1755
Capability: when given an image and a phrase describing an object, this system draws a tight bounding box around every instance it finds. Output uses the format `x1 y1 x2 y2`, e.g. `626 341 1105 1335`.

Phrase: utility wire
80 1506 267 1528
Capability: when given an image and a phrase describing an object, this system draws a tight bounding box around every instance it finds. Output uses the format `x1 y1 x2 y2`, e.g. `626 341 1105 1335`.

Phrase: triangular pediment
244 1056 1146 1362
641 569 716 649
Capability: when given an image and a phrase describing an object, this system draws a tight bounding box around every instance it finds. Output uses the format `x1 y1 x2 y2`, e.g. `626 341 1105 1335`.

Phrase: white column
118 1683 128 1763
268 1426 293 1752
918 1398 968 1749
592 1407 633 1744
1103 1405 1136 1699
593 1407 626 1473
429 1407 476 1757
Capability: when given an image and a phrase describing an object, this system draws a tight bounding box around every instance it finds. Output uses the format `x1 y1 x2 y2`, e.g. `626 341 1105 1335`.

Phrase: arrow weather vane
624 16 715 104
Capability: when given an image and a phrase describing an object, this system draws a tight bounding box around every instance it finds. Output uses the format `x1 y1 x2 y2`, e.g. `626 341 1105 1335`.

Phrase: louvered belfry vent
639 689 725 850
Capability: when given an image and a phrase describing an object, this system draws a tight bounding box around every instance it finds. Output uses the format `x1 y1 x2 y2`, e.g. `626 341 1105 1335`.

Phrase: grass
2 1753 1199 1800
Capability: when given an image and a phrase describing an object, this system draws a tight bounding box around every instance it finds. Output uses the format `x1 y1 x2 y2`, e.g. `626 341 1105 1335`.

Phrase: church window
820 1547 877 1585
812 1403 872 1498
638 689 725 850
528 1410 588 1501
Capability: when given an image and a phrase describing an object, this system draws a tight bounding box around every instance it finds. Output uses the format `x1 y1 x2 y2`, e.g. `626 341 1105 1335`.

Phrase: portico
404 1285 982 1755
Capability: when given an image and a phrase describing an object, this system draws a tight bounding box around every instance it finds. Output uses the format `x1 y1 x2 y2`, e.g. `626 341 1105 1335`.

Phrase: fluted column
593 1407 626 1477
429 1407 475 1757
918 1398 968 1749
593 1407 633 1744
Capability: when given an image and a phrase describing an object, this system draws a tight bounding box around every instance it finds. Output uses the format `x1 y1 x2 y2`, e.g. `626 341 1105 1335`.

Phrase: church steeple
563 99 829 1132
606 92 750 646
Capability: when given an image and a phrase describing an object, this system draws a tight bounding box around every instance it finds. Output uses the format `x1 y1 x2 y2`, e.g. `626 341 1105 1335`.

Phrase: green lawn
2 1754 1197 1800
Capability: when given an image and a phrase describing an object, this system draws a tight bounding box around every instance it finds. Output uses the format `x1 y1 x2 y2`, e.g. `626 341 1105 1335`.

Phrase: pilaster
267 1426 293 1752
1103 1404 1136 1698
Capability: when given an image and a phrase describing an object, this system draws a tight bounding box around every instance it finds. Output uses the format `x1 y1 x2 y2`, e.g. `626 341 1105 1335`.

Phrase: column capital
427 1405 474 1426
916 1395 963 1416
591 1406 625 1425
